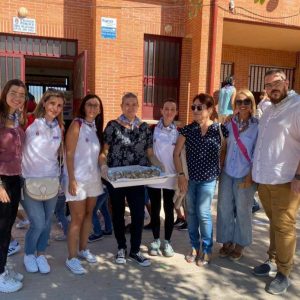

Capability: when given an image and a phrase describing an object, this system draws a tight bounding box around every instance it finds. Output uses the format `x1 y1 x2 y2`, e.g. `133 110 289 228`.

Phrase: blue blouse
179 122 229 181
224 117 259 178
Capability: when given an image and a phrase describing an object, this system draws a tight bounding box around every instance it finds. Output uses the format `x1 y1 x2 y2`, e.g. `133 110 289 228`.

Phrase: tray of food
104 165 176 188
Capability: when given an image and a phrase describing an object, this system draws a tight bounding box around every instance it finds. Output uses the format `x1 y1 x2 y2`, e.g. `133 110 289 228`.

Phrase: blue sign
101 17 117 40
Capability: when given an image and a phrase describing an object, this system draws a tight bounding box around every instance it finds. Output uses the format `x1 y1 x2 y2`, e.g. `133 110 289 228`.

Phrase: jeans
54 194 69 235
92 188 112 235
217 171 257 247
186 179 216 254
0 176 21 274
22 190 57 255
147 187 174 241
258 183 300 276
107 183 145 254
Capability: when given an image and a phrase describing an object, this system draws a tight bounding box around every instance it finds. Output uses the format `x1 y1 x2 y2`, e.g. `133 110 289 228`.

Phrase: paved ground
3 194 300 300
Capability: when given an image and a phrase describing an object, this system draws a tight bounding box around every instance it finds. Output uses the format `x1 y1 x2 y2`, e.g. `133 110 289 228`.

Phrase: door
143 35 181 120
0 54 25 90
73 50 87 114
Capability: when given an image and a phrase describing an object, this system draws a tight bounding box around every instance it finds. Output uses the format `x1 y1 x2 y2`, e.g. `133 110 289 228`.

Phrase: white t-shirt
22 118 61 178
148 124 178 190
63 120 102 184
252 91 300 184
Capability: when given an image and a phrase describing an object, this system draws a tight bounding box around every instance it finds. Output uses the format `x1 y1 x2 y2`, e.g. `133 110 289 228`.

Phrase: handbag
24 126 64 201
24 177 60 201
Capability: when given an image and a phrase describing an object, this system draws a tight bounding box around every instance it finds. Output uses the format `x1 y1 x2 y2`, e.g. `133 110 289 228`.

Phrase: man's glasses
264 79 285 90
235 99 252 106
191 104 206 111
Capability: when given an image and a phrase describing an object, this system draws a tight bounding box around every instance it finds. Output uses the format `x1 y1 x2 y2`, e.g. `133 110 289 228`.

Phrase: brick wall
222 45 297 90
0 0 94 92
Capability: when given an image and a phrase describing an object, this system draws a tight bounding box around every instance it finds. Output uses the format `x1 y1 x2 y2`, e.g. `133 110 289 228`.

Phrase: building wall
0 0 94 91
222 45 298 90
1 0 300 124
94 0 186 123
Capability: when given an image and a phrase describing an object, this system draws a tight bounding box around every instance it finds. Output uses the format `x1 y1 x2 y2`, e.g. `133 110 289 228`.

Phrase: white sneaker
0 271 23 293
66 258 87 275
115 249 127 264
5 266 24 282
36 255 50 274
23 254 38 273
16 219 30 229
78 249 97 263
7 241 21 257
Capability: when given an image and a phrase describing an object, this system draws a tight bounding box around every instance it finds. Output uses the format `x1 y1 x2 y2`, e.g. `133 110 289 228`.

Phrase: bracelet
177 172 185 176
294 174 300 180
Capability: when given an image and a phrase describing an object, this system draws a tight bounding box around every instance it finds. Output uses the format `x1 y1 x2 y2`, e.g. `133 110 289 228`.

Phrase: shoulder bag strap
231 119 251 163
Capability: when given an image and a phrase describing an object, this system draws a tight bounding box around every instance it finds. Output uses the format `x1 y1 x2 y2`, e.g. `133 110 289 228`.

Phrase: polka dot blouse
179 122 229 181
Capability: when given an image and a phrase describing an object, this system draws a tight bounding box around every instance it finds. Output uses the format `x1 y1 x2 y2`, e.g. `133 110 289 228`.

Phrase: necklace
82 118 95 129
234 115 249 133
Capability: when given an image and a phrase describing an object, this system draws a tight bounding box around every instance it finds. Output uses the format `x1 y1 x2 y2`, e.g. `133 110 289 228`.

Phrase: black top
179 122 229 181
104 120 153 168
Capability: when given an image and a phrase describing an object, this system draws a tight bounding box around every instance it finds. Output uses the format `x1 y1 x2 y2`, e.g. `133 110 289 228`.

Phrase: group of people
0 68 299 296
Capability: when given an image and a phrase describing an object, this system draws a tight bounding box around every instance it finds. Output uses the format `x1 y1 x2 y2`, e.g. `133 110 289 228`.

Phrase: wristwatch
294 174 300 180
177 172 185 176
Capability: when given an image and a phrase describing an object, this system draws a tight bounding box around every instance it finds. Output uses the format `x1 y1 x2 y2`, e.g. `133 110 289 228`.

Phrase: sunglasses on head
191 104 206 111
235 99 251 106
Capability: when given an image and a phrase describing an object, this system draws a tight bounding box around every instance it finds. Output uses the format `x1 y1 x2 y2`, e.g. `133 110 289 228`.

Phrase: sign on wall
101 17 117 40
13 17 36 34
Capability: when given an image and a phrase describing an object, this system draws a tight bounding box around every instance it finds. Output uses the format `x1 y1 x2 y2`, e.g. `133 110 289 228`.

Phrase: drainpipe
208 0 218 95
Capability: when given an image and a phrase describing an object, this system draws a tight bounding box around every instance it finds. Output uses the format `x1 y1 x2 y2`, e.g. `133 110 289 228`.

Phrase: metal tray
104 165 176 188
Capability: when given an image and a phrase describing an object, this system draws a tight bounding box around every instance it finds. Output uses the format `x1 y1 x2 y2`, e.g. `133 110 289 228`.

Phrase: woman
217 89 258 260
0 79 26 293
22 89 65 274
147 98 178 257
100 92 163 267
218 76 236 123
174 93 228 266
64 94 104 275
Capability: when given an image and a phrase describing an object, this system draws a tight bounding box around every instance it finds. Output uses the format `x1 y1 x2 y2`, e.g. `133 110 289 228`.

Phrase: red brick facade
1 0 300 125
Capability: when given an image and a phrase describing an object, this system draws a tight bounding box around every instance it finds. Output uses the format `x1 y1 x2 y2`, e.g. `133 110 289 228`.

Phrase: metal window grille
220 62 233 87
0 34 77 57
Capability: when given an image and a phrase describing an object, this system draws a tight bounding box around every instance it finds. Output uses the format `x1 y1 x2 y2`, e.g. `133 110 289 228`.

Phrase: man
252 69 300 295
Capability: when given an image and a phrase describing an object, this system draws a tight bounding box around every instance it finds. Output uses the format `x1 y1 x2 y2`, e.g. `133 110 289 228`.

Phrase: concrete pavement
3 196 300 300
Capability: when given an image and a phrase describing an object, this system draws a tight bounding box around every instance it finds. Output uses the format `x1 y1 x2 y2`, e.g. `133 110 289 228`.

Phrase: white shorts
64 180 103 202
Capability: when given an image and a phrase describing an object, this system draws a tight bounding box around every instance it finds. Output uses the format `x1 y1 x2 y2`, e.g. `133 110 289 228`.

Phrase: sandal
196 253 211 266
185 249 199 263
219 242 234 258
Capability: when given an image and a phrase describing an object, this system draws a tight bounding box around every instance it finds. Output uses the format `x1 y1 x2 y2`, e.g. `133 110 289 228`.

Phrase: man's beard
269 89 288 104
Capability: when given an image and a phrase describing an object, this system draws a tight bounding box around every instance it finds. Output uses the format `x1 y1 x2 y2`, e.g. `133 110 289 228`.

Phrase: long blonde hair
34 89 65 127
233 89 256 116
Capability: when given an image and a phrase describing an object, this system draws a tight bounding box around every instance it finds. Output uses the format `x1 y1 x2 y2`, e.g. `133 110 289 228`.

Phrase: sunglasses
191 104 206 111
235 99 251 106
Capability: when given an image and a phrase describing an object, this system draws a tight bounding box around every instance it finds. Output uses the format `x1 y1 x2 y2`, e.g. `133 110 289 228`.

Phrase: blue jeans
92 188 112 235
21 191 57 255
217 171 257 247
54 194 69 235
186 179 216 254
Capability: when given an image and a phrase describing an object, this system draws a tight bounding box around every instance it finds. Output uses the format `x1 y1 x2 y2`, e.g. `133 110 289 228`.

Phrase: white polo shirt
252 90 300 184
148 123 178 190
22 118 62 178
